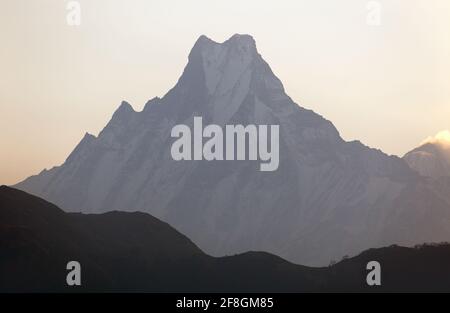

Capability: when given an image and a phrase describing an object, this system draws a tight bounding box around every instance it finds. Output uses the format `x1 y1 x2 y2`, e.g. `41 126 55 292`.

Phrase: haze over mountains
4 186 450 292
15 34 450 266
0 186 317 292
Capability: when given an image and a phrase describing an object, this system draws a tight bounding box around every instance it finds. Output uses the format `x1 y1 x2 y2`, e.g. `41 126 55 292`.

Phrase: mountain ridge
4 186 450 292
14 34 450 266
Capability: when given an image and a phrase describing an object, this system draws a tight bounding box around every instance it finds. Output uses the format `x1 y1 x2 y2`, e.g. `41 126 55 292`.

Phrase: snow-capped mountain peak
15 35 450 266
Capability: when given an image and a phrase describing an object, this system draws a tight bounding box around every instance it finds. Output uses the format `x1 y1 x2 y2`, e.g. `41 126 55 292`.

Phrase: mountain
15 34 450 266
0 186 321 292
3 186 450 293
404 131 450 178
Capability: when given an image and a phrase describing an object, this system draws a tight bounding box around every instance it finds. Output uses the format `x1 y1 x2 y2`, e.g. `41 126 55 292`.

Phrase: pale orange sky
1 0 449 185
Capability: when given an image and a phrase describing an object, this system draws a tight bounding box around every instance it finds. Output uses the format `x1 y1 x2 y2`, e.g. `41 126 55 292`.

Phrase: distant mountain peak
225 33 257 51
83 132 96 140
421 130 450 148
15 34 450 267
98 100 137 137
404 130 450 178
190 34 259 69
168 33 285 124
193 34 256 50
115 100 135 115
228 33 256 42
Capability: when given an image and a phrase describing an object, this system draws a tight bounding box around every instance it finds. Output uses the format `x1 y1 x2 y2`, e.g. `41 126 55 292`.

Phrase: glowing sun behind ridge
422 130 450 147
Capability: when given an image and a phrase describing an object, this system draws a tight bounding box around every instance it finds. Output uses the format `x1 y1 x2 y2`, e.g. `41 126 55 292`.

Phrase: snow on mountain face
15 35 450 266
404 132 450 178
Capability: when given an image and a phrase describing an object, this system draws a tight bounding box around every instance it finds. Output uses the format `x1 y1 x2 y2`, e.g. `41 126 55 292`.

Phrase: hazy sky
1 0 449 185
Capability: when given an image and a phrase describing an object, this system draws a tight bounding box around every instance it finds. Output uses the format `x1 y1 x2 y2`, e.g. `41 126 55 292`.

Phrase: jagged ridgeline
15 34 450 266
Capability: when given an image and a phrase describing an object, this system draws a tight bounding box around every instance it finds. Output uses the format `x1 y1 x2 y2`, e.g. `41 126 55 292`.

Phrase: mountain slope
0 186 324 292
15 34 450 266
3 186 450 292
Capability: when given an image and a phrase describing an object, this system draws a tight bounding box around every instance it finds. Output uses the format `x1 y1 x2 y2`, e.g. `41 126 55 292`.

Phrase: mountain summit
15 35 450 266
404 131 450 178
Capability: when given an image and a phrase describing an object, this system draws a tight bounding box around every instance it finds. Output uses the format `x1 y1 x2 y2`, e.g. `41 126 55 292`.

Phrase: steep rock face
16 35 450 266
